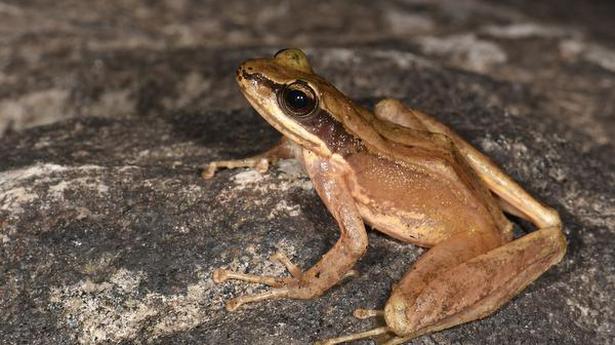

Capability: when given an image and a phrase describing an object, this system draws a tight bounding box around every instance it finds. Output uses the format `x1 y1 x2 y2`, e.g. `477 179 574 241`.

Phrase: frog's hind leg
322 222 565 343
376 98 560 229
353 308 384 319
373 99 428 131
315 325 413 345
314 227 496 345
383 224 565 340
202 137 294 179
315 308 411 344
370 98 566 341
315 327 392 345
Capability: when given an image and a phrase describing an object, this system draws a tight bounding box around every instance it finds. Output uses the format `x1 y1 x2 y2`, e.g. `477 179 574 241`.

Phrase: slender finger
342 269 359 280
382 335 414 345
225 288 289 311
202 158 270 179
353 308 384 319
202 163 218 179
271 252 302 278
213 268 288 287
315 326 390 345
254 158 269 173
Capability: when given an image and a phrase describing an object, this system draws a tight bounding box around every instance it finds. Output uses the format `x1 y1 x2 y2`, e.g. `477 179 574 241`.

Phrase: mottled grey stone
1 1 614 345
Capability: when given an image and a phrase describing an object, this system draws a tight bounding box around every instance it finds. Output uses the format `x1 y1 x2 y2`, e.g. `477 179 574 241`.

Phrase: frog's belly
345 152 499 247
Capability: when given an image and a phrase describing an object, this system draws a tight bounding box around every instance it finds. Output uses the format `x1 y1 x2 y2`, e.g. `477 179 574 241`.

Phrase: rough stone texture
1 1 614 345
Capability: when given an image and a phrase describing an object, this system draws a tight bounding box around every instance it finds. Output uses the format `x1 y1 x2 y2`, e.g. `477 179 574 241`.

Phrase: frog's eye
279 81 317 118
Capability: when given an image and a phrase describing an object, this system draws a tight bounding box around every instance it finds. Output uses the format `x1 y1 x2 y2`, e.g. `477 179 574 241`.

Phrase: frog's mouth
236 68 332 158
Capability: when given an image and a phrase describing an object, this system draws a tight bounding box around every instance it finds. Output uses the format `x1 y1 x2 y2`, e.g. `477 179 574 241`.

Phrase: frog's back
345 143 512 247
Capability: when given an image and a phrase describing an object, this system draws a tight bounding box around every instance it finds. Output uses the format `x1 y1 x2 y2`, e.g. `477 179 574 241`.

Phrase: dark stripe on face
240 69 283 93
297 108 364 156
239 68 363 156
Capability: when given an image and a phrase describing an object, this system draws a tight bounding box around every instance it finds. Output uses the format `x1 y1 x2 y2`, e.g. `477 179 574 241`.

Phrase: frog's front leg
213 151 368 311
202 137 294 179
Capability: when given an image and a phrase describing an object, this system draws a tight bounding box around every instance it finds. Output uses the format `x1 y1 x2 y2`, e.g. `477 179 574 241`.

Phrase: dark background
0 1 613 345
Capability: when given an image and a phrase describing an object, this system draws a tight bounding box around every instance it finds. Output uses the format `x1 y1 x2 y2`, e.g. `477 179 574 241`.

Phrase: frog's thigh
384 226 566 338
377 98 560 228
374 98 428 130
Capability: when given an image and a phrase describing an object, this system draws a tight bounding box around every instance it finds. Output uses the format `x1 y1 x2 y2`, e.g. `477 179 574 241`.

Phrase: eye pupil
279 81 317 117
286 89 308 110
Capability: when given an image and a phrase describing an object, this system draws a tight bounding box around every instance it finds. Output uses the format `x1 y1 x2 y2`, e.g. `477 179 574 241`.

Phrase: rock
1 1 614 344
1 46 614 344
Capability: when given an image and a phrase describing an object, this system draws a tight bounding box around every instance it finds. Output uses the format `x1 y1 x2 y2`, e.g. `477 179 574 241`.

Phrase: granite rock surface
1 1 614 345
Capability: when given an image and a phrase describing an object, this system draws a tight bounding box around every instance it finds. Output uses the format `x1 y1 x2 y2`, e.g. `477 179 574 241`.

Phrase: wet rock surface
1 1 614 345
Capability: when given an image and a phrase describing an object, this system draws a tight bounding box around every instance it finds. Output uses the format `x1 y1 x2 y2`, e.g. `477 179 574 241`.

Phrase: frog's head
236 48 364 157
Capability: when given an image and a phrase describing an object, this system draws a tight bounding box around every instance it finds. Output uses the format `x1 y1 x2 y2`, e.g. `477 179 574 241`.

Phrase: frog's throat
239 72 332 158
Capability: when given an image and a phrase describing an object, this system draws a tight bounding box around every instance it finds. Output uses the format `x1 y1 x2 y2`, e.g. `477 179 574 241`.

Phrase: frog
203 48 566 344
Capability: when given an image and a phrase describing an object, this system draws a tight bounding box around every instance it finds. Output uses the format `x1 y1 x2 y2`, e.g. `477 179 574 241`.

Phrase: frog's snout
235 64 246 83
235 64 252 92
235 61 258 87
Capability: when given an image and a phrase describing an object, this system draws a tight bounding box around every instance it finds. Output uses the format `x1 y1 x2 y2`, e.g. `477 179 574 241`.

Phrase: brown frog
204 49 566 344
